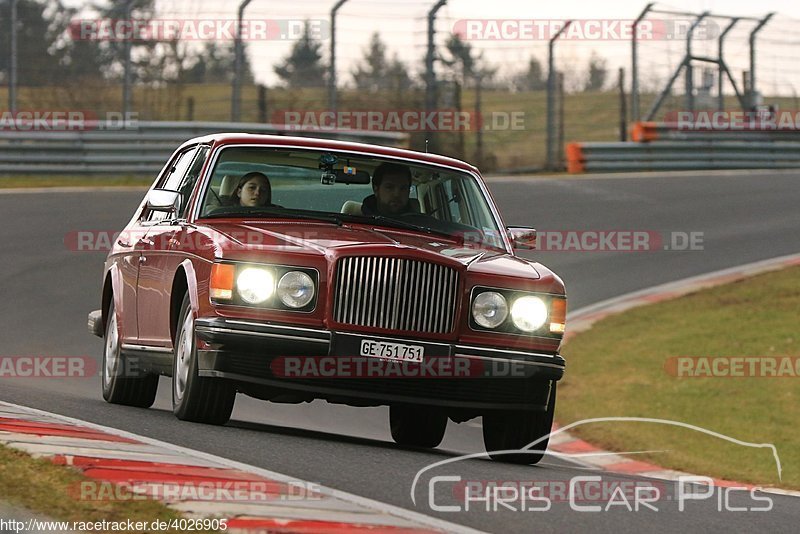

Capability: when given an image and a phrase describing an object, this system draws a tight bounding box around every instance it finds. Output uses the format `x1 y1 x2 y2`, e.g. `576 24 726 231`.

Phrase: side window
178 145 210 218
145 147 197 222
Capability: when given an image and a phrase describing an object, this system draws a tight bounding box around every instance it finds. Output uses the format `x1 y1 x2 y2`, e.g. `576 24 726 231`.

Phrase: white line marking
0 401 484 534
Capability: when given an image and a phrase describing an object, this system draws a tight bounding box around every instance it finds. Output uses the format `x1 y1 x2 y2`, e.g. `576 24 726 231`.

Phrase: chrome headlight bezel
277 271 316 309
469 286 566 337
471 291 509 329
210 261 318 312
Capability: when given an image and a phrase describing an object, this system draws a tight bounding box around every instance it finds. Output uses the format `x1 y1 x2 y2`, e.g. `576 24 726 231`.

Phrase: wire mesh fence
1 0 797 172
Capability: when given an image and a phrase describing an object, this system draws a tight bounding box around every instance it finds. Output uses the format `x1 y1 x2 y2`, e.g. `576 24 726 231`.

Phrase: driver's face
374 174 411 215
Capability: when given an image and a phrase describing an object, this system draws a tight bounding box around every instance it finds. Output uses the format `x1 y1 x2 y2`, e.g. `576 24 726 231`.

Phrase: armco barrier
567 120 800 173
0 121 408 175
631 121 800 143
566 140 800 173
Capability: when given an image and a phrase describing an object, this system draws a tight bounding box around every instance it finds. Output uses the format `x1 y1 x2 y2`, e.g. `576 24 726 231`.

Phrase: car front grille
333 257 459 334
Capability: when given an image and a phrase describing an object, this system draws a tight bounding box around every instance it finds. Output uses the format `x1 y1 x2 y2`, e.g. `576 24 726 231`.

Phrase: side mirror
146 189 181 213
507 226 537 250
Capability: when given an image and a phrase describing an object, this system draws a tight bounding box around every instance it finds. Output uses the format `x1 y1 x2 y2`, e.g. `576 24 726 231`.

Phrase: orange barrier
565 143 585 173
631 122 660 142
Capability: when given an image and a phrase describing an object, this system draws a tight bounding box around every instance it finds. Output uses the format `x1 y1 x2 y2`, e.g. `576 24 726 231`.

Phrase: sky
63 0 800 94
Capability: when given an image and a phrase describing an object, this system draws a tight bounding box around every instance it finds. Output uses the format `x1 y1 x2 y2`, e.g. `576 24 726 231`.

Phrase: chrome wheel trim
103 312 119 389
174 311 194 402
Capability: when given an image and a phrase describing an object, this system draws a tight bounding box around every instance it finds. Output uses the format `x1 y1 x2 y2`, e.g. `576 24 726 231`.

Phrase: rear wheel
389 405 447 448
482 383 557 465
101 301 158 408
172 293 235 424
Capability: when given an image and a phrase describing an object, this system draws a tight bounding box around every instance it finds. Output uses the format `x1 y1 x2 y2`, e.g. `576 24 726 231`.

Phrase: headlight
510 296 548 332
237 267 275 304
277 271 315 308
471 291 508 329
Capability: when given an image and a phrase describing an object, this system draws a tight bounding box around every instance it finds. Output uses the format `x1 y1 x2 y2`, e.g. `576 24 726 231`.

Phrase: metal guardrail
567 120 800 173
0 121 409 175
566 140 800 172
631 122 800 143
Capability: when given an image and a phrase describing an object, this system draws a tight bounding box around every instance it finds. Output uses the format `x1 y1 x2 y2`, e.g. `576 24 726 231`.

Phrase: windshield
197 146 506 249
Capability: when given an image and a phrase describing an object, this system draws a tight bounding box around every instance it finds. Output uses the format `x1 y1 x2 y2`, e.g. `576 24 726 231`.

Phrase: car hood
204 220 540 277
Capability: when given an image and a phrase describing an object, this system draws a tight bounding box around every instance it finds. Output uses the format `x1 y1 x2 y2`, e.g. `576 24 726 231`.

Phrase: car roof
178 133 480 174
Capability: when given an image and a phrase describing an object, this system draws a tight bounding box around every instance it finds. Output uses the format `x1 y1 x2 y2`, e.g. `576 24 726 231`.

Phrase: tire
101 300 158 408
390 405 447 448
482 383 557 465
172 293 235 424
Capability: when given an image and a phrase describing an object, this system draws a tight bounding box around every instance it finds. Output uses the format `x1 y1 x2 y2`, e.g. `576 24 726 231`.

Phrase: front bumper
195 317 565 411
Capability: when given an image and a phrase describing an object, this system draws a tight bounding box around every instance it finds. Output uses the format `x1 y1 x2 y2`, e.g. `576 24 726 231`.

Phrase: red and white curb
549 252 800 498
0 401 482 534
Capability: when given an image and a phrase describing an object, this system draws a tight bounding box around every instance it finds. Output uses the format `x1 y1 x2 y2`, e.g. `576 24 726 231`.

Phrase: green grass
2 84 796 172
0 443 193 532
556 265 800 489
0 176 152 188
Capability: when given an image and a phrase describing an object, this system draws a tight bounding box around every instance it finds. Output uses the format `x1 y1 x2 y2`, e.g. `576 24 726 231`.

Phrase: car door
137 145 210 347
133 145 199 347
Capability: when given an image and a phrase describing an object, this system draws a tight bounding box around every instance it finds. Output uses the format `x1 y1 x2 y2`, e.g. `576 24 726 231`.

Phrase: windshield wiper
365 214 455 240
203 207 343 226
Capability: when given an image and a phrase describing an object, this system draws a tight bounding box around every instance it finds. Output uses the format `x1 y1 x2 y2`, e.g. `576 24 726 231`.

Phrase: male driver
361 162 416 216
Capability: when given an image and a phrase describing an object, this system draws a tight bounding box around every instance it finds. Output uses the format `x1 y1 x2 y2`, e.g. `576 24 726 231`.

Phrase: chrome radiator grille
333 257 459 334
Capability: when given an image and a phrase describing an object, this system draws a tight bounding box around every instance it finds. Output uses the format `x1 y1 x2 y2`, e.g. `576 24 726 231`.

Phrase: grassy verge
4 83 796 171
556 265 800 489
0 176 152 189
0 443 203 532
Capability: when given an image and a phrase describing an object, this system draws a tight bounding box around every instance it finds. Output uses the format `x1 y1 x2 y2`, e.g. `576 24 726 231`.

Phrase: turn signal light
210 263 235 300
550 298 567 335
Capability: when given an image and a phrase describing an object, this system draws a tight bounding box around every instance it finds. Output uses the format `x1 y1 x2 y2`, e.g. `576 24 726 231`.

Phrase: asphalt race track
1 170 799 532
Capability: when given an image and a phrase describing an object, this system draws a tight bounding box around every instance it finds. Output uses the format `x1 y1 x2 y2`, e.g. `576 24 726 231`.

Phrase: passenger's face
239 176 270 207
374 174 411 215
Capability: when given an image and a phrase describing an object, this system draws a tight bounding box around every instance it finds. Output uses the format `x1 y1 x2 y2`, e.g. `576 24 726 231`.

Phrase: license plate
360 339 424 363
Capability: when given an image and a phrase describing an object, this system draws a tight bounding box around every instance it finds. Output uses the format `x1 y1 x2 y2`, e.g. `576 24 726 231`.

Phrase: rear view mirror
335 168 371 184
507 226 537 250
146 189 181 213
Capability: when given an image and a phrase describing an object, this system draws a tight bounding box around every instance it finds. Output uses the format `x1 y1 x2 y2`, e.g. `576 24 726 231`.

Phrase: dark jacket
360 194 418 216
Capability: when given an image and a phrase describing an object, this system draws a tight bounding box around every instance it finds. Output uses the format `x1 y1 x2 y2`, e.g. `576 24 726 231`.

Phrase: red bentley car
88 134 567 464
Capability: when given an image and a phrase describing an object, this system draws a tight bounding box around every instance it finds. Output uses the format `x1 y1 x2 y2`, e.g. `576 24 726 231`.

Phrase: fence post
684 12 709 115
425 0 448 153
631 2 654 122
618 68 627 141
122 0 133 117
232 0 253 122
557 72 565 169
748 13 774 109
717 18 744 111
546 21 572 170
328 0 348 113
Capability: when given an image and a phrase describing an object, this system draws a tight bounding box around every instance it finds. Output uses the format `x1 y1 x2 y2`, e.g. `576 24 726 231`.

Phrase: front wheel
390 405 447 448
482 383 557 465
101 301 158 408
172 293 235 424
